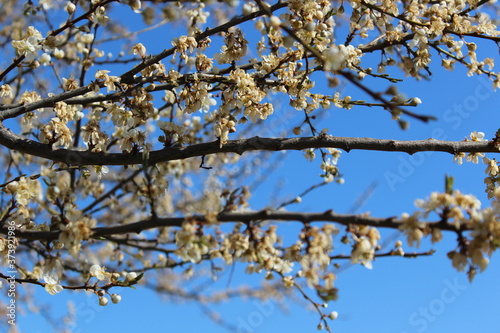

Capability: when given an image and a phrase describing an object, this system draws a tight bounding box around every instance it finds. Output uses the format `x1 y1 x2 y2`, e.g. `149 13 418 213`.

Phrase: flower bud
269 15 281 28
65 2 76 15
328 311 338 320
125 272 138 282
99 296 108 306
111 294 122 304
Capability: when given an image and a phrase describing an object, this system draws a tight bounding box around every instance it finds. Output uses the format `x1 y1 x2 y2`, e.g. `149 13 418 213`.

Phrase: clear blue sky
4 3 500 333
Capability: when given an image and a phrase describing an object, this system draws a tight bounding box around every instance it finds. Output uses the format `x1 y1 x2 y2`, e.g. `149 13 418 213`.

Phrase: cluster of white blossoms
93 70 121 93
179 76 217 114
130 42 147 58
175 219 216 263
87 264 140 305
227 69 267 112
3 177 41 217
323 44 362 72
90 5 109 26
454 131 488 165
173 219 343 297
319 148 342 182
20 90 42 105
3 0 500 326
349 225 380 269
173 35 198 62
41 258 64 295
0 84 13 100
158 120 185 146
11 26 43 62
296 224 339 300
484 156 500 199
39 117 73 148
399 176 500 281
214 29 248 64
107 103 135 128
81 121 109 153
59 214 96 258
213 115 236 146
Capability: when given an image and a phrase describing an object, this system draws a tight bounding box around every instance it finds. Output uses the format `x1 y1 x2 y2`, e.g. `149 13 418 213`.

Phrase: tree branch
2 209 469 242
0 125 496 166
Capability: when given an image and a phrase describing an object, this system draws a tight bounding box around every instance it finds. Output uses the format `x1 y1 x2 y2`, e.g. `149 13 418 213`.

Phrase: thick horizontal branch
0 125 497 166
2 210 467 242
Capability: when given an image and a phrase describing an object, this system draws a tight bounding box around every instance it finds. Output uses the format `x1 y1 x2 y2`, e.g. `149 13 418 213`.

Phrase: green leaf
445 174 454 194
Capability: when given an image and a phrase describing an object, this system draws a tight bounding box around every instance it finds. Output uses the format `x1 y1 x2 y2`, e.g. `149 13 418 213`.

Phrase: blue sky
3 2 500 333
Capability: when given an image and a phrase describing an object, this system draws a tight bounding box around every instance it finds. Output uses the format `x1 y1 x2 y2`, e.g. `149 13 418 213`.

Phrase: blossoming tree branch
1 0 500 331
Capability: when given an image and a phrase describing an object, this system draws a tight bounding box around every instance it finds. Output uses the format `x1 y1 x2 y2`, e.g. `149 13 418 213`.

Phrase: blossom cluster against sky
3 1 500 332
